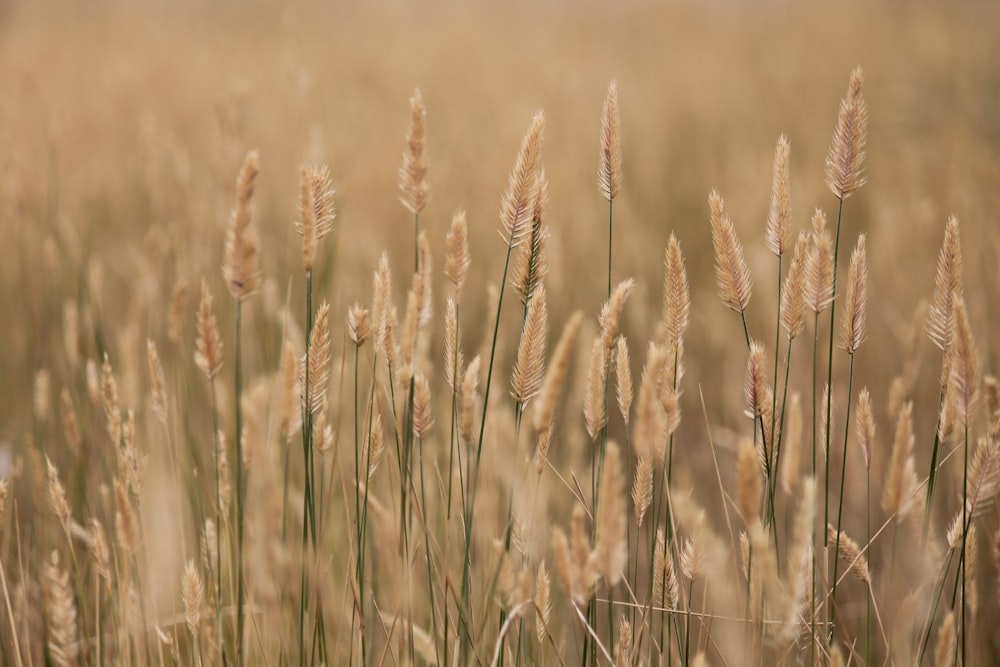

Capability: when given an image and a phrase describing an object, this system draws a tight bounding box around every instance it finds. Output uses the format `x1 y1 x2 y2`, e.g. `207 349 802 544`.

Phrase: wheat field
3 1 1000 665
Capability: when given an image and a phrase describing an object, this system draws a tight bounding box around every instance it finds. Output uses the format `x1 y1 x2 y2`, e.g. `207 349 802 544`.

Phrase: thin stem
234 302 246 667
830 352 855 638
823 196 846 545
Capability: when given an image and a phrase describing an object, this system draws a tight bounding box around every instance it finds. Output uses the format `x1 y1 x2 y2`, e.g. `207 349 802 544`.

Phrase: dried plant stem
209 379 227 666
810 312 819 667
922 388 946 540
234 302 246 667
823 197 845 544
829 351 855 638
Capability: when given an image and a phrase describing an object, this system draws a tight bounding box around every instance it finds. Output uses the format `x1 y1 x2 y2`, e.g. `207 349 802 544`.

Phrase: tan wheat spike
446 210 471 297
297 164 336 272
883 401 919 520
825 66 868 200
535 560 551 643
367 413 385 478
553 505 597 605
512 287 548 405
967 524 979 617
372 253 394 359
195 279 224 381
709 189 752 312
460 356 481 445
744 341 767 419
182 559 203 636
43 551 78 667
855 387 875 470
934 611 956 667
444 297 464 392
615 615 631 667
58 389 80 458
927 216 963 351
596 441 627 586
780 393 802 495
948 294 979 423
0 479 8 525
583 338 607 441
223 150 262 301
114 478 140 553
413 373 434 439
533 311 583 467
966 437 999 517
100 354 122 447
827 523 870 583
599 278 636 352
399 88 429 216
839 233 868 354
306 302 331 415
985 375 1000 439
34 369 50 422
45 456 71 532
513 170 549 305
89 519 111 584
147 338 167 423
634 344 668 461
615 336 632 424
599 80 622 201
766 134 791 257
805 208 834 314
631 453 653 527
737 437 762 527
417 230 433 326
662 233 690 347
347 304 370 348
500 111 545 247
781 232 809 340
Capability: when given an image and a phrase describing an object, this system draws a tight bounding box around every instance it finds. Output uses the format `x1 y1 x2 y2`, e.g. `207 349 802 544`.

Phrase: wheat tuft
927 216 964 350
584 338 607 440
43 550 78 667
634 344 667 461
59 389 81 458
883 401 919 521
615 336 632 423
182 559 203 635
744 341 767 419
966 437 999 517
948 294 979 424
934 611 956 667
101 354 122 447
827 523 870 583
307 301 331 414
709 190 752 312
662 233 690 346
147 339 167 423
599 278 635 352
780 393 802 495
839 234 868 354
347 304 370 347
223 150 262 301
534 312 583 469
781 232 809 340
460 356 481 444
825 67 868 199
500 112 545 247
512 287 548 405
399 88 429 216
46 457 71 532
513 171 549 305
766 134 791 256
856 388 875 470
34 369 50 422
805 208 834 314
195 279 224 381
632 453 653 527
535 560 551 643
413 373 434 439
445 210 471 297
296 164 336 272
599 80 622 201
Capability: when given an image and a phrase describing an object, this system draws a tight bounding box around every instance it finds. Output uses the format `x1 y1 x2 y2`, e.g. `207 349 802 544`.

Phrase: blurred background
2 0 1000 662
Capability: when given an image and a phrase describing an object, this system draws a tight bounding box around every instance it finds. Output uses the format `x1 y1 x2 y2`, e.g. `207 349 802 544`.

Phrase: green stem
823 196 846 545
830 352 855 639
234 302 245 667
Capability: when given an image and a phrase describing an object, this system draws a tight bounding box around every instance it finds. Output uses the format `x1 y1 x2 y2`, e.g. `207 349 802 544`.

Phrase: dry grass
3 1 1000 665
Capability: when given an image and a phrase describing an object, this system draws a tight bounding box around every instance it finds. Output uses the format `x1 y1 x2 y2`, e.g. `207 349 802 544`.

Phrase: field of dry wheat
2 1 1000 665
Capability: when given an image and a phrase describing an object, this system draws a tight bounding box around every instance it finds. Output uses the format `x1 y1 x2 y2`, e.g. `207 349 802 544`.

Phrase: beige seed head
948 295 979 423
780 393 802 495
182 559 203 635
500 111 545 247
662 233 690 347
511 287 548 405
59 389 81 458
805 208 834 314
296 164 336 272
34 368 50 422
43 550 79 667
445 210 471 296
883 401 918 521
965 437 999 518
599 79 622 201
827 523 870 583
535 560 551 643
399 88 429 216
634 343 667 462
347 304 370 347
781 232 809 340
599 278 635 352
614 336 632 424
513 171 549 306
766 134 791 256
737 438 762 526
934 611 956 667
46 456 71 530
307 302 332 415
583 338 607 440
744 341 767 419
709 190 752 312
444 296 464 392
927 216 963 350
460 356 481 444
839 234 868 354
413 373 434 439
533 312 583 470
856 387 875 470
194 279 224 381
632 453 653 527
825 66 868 200
167 281 188 344
147 339 167 423
223 150 262 301
596 441 627 586
278 341 301 443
